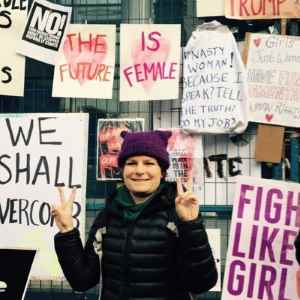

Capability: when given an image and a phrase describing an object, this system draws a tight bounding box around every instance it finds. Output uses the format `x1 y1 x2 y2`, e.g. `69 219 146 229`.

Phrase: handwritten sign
0 0 27 96
120 24 181 101
202 133 261 205
222 176 300 300
52 24 116 99
197 0 224 17
97 118 144 180
247 33 300 127
0 113 88 279
0 249 37 300
17 0 71 65
182 21 248 133
225 0 300 19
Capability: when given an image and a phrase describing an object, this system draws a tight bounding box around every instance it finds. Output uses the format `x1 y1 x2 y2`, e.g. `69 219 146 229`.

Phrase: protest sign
120 24 181 101
97 118 144 180
197 0 224 17
182 21 248 134
52 24 116 99
17 0 71 65
0 113 88 279
0 249 37 300
225 0 300 19
0 0 27 96
247 33 300 127
203 133 260 205
222 176 300 300
164 129 203 197
207 229 221 292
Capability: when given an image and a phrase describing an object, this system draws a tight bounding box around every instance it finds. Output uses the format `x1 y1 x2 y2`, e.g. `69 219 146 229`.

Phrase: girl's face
123 155 162 203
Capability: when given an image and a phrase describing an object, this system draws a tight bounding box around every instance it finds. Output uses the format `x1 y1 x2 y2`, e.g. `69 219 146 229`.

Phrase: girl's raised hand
51 187 77 233
175 177 199 222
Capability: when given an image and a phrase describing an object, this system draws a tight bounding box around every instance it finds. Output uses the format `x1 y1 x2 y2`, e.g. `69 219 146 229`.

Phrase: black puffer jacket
54 182 218 300
295 231 300 264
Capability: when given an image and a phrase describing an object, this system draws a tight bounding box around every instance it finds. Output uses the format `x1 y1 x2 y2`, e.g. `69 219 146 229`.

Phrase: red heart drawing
265 114 273 122
254 38 261 47
131 36 170 92
63 34 107 85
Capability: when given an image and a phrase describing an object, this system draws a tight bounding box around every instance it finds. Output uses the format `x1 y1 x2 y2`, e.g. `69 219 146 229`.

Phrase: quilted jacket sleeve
177 214 218 294
295 231 300 264
54 210 105 291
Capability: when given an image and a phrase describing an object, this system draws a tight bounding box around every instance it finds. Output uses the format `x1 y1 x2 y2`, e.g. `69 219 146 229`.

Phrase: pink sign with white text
52 24 116 99
120 24 181 101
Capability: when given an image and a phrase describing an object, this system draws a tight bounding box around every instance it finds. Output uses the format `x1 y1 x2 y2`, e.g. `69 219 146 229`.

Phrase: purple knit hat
118 130 172 171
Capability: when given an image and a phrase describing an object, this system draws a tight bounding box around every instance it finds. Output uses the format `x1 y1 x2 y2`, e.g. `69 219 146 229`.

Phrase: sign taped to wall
0 113 88 279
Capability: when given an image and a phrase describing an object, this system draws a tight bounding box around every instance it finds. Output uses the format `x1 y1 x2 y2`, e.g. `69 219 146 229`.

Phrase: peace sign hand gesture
175 177 199 222
51 187 77 233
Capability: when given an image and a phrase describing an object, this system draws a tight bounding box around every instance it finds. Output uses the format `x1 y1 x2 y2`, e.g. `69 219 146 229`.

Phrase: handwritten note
181 22 248 133
52 24 116 99
0 0 27 96
0 113 88 279
247 33 300 127
120 24 181 101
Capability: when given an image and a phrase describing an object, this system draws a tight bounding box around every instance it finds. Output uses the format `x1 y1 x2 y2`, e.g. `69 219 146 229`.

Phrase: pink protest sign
120 24 181 101
222 176 300 300
164 128 203 197
226 0 300 19
52 24 116 99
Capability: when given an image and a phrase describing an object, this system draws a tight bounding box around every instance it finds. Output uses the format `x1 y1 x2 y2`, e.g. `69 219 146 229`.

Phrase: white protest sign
247 33 300 127
222 176 300 300
182 21 248 134
0 113 88 279
202 134 261 205
226 0 300 19
197 0 224 17
0 0 27 96
207 229 221 292
120 24 181 101
52 24 116 99
17 0 72 65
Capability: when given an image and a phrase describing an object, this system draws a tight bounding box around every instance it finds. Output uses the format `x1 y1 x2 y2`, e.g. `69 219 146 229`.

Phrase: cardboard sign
97 118 144 180
197 0 224 17
120 24 181 101
255 124 284 163
52 24 116 99
222 176 300 300
226 0 300 19
17 0 71 65
0 0 27 96
247 33 300 127
182 22 248 134
0 249 37 300
0 113 88 279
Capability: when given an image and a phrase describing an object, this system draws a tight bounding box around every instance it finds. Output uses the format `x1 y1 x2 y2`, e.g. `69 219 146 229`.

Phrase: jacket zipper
121 220 135 300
